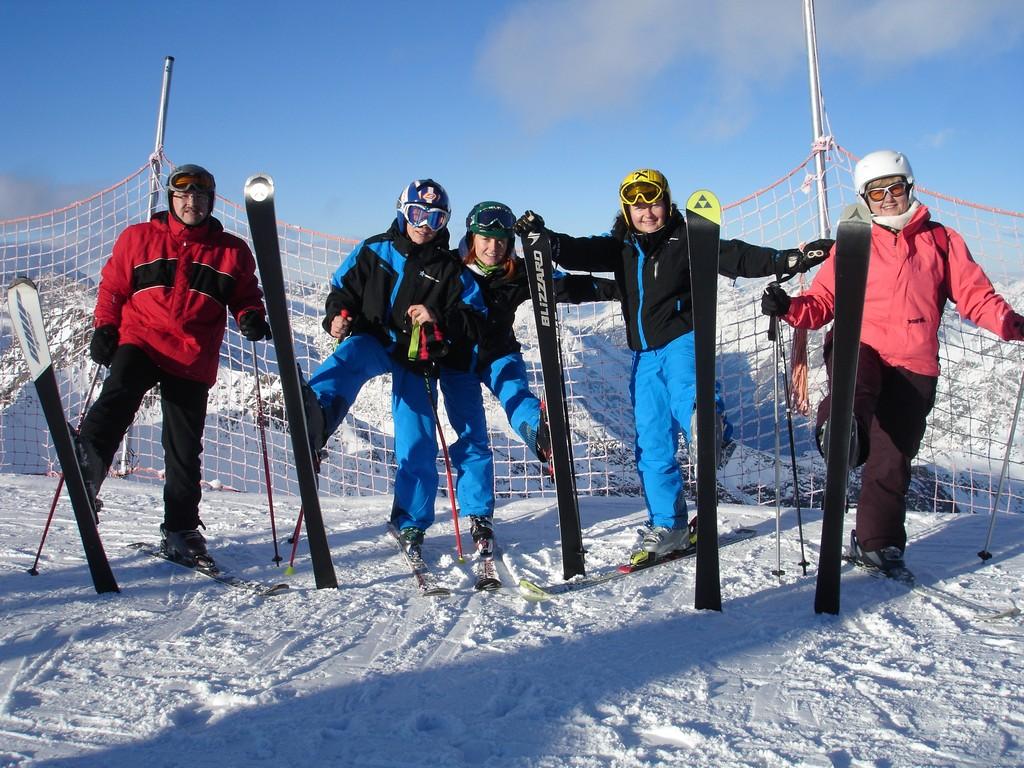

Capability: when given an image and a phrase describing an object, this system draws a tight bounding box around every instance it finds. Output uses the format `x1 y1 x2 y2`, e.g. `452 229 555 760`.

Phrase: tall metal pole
121 56 174 477
802 0 831 239
148 56 174 218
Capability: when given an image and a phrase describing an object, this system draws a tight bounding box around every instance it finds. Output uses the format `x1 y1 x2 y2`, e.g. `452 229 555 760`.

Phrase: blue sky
2 0 1022 241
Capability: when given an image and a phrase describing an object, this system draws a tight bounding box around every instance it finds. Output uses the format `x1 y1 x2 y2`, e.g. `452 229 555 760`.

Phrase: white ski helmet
854 150 915 195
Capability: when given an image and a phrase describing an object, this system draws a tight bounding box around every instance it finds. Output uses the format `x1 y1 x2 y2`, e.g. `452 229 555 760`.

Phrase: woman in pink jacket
761 150 1024 572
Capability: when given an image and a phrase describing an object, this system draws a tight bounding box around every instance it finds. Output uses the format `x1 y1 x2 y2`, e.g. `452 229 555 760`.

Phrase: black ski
815 202 872 615
519 226 586 579
128 543 289 597
244 174 337 590
7 278 119 594
385 523 451 597
518 528 757 601
685 190 722 611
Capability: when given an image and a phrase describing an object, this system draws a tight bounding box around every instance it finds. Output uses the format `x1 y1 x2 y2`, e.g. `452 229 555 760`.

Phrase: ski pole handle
408 321 422 361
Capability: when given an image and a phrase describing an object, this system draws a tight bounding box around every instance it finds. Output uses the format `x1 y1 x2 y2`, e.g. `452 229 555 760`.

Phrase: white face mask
871 200 920 231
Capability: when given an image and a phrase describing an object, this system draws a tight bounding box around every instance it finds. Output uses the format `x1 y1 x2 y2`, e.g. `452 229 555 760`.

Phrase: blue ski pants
308 333 439 531
630 333 696 529
440 352 544 518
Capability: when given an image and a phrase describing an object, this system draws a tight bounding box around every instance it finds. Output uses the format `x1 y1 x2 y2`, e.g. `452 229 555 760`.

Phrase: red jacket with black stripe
93 212 265 385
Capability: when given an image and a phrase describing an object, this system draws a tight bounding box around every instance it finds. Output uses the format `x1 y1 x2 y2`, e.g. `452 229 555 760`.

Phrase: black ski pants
78 344 210 531
816 339 937 553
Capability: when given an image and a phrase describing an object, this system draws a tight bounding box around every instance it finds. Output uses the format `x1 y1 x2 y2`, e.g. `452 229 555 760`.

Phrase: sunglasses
403 203 449 231
471 205 515 233
620 180 664 206
168 171 215 193
864 181 910 202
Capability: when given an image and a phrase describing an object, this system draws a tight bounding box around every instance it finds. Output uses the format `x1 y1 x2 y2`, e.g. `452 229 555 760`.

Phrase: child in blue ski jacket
515 168 829 566
306 179 487 553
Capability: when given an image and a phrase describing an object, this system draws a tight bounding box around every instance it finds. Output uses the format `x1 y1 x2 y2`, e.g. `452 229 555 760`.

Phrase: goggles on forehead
864 181 911 202
168 170 215 193
620 180 664 206
470 205 515 234
402 202 449 231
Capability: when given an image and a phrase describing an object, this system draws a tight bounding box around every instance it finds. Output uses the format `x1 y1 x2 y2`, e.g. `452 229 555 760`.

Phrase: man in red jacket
762 150 1024 573
76 164 270 565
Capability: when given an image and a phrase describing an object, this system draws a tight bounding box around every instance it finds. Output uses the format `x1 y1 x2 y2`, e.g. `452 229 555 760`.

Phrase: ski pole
424 373 465 563
979 366 1024 561
769 315 784 579
285 506 304 576
250 343 282 565
777 329 810 574
29 363 103 576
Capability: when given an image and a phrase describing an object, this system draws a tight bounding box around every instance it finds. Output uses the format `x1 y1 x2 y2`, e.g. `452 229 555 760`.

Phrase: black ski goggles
469 205 515 235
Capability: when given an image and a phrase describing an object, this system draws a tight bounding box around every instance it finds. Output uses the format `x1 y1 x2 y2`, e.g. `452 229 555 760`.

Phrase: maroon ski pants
817 339 937 552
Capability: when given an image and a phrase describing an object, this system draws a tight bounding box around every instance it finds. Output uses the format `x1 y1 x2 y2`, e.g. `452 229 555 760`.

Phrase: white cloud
922 128 955 148
0 174 97 221
476 0 679 131
476 1 803 133
477 0 1023 133
816 0 1024 62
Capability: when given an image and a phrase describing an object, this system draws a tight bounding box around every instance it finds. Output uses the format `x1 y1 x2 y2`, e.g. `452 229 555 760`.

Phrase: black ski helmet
166 164 216 224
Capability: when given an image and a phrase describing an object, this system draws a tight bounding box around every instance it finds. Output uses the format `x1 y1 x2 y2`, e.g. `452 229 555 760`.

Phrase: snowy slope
1 474 1022 767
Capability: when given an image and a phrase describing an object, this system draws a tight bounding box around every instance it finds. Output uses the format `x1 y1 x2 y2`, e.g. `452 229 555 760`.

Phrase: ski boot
848 530 909 579
628 522 692 568
469 515 495 557
161 524 212 568
398 526 425 559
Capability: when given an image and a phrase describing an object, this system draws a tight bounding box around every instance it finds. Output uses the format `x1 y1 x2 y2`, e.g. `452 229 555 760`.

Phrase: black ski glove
424 324 449 360
514 210 544 236
775 238 834 279
89 325 119 367
1007 311 1024 341
239 310 272 341
322 289 350 333
761 283 791 317
408 322 449 363
802 238 835 264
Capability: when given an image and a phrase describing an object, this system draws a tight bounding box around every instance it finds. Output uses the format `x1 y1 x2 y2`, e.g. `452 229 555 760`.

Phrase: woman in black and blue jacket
439 201 618 551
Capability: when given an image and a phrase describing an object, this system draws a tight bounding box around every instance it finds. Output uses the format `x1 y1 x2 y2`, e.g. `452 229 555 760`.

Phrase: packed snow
1 472 1022 767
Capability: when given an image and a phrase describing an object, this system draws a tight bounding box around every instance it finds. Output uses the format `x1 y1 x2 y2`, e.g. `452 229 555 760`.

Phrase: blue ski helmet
396 179 450 233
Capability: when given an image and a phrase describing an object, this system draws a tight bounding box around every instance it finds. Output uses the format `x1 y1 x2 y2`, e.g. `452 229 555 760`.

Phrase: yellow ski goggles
620 180 665 206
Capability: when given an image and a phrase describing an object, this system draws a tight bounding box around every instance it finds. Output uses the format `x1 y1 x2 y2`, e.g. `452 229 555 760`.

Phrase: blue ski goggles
402 203 449 231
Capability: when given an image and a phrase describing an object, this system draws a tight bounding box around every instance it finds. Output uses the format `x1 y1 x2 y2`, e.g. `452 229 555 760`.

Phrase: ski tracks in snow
2 477 1024 766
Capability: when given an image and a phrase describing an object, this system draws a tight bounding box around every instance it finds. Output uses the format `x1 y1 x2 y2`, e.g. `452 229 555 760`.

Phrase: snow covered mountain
4 271 1024 518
